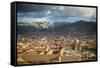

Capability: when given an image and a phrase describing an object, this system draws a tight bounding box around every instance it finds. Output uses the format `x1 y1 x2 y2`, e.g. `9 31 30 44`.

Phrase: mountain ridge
17 20 96 35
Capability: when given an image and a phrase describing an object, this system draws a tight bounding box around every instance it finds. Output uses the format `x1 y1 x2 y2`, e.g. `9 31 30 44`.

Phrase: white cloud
46 10 52 15
18 16 53 23
77 7 96 17
51 6 96 18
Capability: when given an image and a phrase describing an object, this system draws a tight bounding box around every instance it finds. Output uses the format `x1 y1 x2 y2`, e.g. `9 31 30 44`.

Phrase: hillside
17 20 96 36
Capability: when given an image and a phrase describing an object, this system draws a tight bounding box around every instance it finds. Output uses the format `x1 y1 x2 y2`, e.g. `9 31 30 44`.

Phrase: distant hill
53 20 96 34
17 20 96 35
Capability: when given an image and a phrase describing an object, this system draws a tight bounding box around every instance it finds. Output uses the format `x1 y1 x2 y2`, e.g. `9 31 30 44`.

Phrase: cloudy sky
17 3 96 23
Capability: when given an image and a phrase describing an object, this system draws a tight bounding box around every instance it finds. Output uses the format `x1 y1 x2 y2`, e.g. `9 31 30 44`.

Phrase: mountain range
17 20 96 36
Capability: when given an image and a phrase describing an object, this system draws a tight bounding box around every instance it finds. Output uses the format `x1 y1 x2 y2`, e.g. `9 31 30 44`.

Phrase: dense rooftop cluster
17 35 96 64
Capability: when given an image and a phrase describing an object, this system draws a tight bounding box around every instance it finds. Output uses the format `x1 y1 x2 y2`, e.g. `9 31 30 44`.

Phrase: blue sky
17 4 96 23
